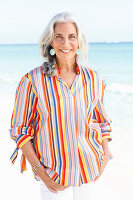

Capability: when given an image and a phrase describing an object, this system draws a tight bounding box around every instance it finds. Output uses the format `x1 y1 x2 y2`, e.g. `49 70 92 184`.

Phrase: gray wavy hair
39 12 88 77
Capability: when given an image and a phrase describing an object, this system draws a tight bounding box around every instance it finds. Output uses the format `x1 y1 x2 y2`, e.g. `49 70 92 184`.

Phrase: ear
51 41 53 48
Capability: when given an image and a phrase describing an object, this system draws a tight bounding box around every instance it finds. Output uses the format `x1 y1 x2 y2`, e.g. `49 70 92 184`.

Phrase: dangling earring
50 48 55 56
76 48 81 55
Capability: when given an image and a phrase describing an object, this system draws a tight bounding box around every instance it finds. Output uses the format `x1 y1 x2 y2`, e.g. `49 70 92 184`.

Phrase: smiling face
51 22 79 62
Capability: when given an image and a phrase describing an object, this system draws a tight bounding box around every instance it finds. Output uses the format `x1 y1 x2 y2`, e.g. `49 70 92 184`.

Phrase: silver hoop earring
50 48 55 56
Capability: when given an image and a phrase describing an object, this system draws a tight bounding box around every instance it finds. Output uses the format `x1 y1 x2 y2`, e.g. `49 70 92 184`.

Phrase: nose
62 37 69 45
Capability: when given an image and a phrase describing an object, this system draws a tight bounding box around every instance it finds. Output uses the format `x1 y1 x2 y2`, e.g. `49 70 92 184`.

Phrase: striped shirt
9 63 112 187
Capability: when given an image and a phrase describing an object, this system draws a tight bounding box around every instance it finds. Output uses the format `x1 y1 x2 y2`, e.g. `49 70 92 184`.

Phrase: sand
0 94 133 200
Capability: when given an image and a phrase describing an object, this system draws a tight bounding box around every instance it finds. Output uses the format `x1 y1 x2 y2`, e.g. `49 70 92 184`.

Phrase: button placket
55 74 79 95
55 73 81 185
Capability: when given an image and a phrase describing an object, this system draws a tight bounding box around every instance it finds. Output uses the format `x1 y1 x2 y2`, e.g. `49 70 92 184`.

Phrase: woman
9 12 112 200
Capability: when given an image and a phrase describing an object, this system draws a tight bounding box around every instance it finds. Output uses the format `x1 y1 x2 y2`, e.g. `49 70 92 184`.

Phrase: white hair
39 12 89 76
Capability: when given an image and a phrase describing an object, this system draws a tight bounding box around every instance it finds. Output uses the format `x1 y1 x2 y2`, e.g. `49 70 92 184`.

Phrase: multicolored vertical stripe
9 64 112 186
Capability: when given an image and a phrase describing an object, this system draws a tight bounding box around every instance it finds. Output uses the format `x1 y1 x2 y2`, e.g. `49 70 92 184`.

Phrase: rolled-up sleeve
92 76 112 141
9 75 38 164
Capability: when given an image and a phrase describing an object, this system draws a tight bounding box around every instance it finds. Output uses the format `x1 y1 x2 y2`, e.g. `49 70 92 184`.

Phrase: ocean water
0 42 133 131
0 42 133 200
88 42 133 129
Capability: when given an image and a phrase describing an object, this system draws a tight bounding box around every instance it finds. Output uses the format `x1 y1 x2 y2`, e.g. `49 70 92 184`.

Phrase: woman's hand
43 172 69 193
94 138 109 182
37 166 69 193
94 153 109 182
20 141 69 193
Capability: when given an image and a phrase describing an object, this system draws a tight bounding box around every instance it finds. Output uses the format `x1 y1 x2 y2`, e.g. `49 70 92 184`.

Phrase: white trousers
40 180 93 200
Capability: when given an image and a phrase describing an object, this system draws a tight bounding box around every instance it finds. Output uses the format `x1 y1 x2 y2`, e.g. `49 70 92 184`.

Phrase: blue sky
0 0 133 44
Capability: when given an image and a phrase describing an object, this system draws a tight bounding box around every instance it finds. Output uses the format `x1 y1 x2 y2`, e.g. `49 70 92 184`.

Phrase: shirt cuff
16 134 33 149
102 133 112 141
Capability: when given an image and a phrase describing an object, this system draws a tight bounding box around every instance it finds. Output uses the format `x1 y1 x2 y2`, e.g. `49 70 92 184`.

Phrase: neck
56 58 77 74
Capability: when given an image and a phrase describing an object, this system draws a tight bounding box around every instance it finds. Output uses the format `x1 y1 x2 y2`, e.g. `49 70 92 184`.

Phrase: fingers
45 180 69 193
48 185 68 193
48 187 58 193
94 175 99 182
40 168 69 193
94 154 110 182
45 184 60 193
53 182 69 191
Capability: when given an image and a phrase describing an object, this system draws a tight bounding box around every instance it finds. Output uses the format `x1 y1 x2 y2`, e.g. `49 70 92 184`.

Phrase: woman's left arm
94 139 109 182
93 74 112 182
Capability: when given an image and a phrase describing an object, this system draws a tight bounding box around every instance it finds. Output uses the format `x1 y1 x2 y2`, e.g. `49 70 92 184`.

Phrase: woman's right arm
9 75 68 193
21 140 68 193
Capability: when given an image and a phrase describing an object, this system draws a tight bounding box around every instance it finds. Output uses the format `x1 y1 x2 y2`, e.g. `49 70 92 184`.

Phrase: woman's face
51 22 79 62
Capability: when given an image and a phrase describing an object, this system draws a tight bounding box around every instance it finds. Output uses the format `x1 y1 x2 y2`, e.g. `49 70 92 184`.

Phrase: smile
60 49 72 53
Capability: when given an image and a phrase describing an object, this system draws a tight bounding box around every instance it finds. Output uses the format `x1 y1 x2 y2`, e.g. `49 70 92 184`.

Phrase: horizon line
0 41 133 45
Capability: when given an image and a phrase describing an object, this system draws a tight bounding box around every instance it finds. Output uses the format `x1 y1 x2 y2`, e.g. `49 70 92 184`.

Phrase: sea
0 42 133 130
0 42 133 199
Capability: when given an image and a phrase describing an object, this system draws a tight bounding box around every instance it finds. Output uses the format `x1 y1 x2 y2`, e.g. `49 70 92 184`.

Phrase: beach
1 117 133 200
0 42 133 199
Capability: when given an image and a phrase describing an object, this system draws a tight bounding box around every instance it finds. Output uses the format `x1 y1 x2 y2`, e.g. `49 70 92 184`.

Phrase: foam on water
0 73 19 83
107 82 133 95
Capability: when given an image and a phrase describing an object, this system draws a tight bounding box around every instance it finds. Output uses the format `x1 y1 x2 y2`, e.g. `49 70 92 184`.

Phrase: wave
0 73 19 83
1 73 133 96
106 83 133 95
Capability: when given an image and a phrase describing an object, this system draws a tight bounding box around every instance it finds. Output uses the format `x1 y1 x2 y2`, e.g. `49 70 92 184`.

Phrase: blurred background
0 0 133 199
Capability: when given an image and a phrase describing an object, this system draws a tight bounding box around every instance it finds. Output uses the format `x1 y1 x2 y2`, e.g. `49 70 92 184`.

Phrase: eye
55 35 62 39
69 35 76 39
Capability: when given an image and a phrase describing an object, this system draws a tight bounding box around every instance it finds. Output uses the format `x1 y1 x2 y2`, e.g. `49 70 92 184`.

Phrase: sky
0 0 133 44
